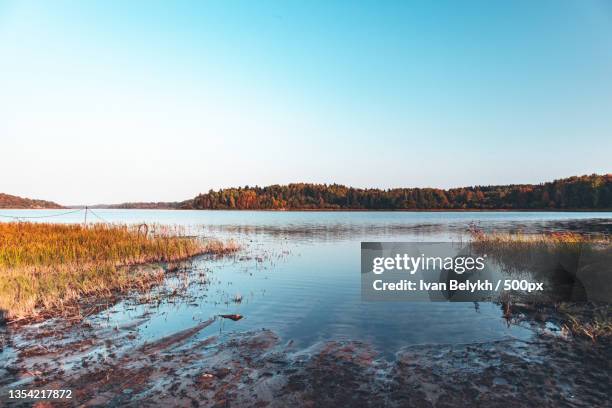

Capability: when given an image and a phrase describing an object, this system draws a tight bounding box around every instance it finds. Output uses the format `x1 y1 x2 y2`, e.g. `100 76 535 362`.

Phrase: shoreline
3 303 609 407
2 226 610 407
11 207 612 213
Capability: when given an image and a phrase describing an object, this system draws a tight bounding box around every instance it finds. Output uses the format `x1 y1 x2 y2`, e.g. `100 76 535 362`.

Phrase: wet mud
1 312 610 407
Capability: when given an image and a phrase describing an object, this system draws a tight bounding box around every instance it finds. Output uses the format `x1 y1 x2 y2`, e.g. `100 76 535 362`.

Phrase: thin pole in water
84 206 88 225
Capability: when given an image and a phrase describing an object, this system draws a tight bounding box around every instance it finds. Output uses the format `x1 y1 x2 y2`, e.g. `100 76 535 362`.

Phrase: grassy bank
470 231 609 273
470 230 609 247
0 222 239 320
471 231 611 341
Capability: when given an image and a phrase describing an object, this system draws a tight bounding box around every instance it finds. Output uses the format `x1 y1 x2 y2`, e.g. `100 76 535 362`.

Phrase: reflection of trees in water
474 218 612 235
196 218 611 242
198 223 451 241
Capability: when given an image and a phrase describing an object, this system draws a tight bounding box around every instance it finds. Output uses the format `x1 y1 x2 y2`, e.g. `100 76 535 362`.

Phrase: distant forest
177 174 611 210
0 193 62 209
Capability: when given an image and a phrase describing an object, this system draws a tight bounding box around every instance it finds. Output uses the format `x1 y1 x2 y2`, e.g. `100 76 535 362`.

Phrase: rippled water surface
2 210 611 356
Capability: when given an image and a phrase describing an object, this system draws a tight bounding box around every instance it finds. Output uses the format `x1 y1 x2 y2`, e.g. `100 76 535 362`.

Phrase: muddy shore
1 233 611 407
1 308 610 407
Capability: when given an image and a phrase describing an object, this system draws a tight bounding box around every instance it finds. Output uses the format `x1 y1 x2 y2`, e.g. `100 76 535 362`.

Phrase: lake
1 209 611 357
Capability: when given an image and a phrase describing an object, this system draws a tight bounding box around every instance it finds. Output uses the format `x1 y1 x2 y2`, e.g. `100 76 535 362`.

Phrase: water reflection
1 211 610 359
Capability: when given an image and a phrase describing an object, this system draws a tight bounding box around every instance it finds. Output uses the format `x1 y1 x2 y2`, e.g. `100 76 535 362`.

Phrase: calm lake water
2 210 611 356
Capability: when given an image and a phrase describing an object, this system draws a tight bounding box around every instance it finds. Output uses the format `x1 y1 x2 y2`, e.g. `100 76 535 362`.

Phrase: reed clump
470 231 609 249
0 222 239 320
472 231 611 341
470 231 610 274
560 305 612 342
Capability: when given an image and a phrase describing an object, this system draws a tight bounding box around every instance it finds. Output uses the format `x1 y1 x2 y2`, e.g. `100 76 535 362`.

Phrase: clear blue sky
1 0 611 204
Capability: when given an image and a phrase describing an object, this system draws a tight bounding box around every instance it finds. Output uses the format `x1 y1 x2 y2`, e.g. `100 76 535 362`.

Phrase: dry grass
472 231 612 341
470 231 609 248
557 303 612 342
0 222 239 320
469 231 610 275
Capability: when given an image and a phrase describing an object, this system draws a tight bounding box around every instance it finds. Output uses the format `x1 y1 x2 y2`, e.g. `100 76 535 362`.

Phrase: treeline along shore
102 174 611 211
2 174 610 211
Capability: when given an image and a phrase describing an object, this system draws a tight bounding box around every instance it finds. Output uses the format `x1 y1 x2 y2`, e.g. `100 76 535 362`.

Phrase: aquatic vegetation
469 231 610 276
0 222 240 320
470 230 609 247
557 303 612 342
472 231 612 341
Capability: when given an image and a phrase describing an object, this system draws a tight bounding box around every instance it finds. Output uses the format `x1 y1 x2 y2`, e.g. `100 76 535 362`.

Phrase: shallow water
2 210 611 357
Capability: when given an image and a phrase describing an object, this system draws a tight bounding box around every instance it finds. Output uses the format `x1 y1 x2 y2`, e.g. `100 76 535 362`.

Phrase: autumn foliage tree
180 174 611 210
